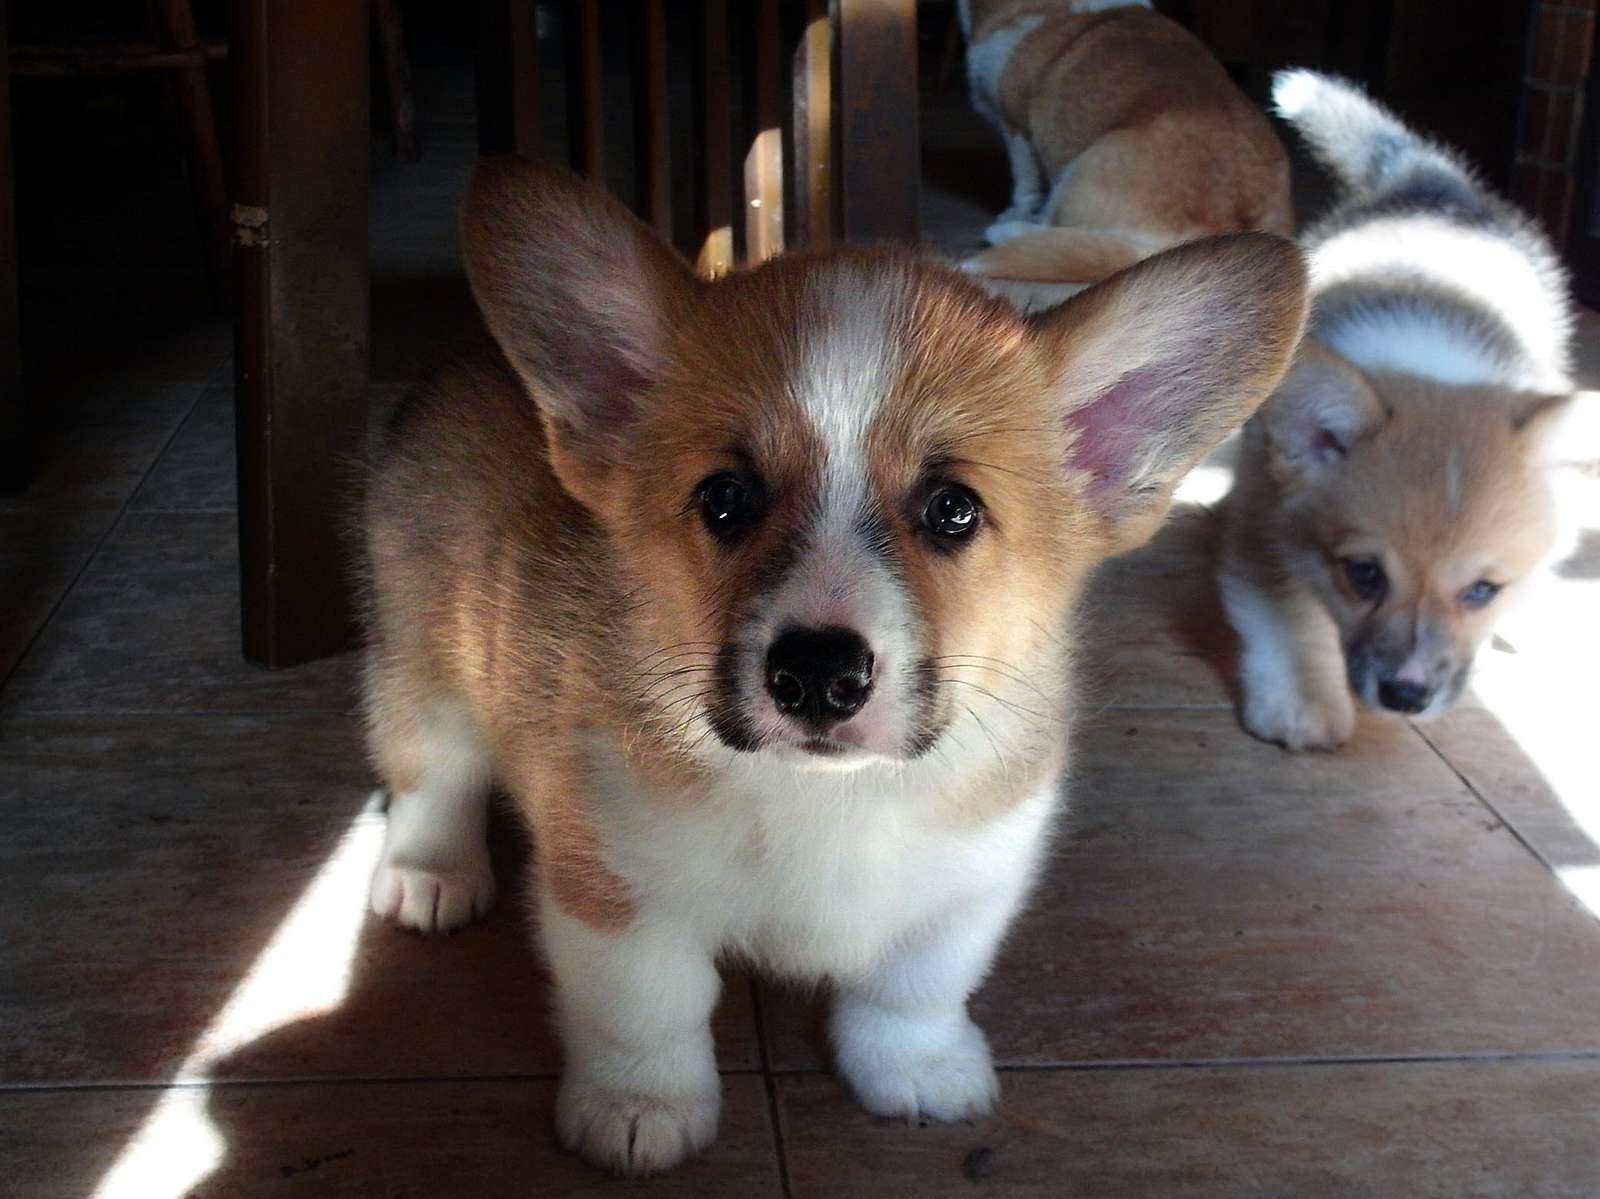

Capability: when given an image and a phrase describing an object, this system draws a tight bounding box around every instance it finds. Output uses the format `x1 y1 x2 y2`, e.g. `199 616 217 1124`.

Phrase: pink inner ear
1067 368 1173 495
572 345 648 431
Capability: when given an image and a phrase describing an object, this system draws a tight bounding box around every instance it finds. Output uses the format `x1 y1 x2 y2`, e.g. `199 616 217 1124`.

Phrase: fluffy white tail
1272 68 1472 199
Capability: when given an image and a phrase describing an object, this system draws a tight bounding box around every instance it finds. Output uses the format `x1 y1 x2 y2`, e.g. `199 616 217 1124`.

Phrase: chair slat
744 0 785 262
632 0 673 240
792 0 833 250
695 0 734 275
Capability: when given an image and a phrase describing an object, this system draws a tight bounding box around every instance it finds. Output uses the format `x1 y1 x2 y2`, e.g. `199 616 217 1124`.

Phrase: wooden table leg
154 0 231 312
834 0 920 246
1 0 26 495
232 0 369 668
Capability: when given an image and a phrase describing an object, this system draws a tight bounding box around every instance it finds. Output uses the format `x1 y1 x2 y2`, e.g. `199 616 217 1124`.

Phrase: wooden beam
834 0 920 246
154 0 231 310
232 0 370 667
508 0 541 158
0 0 24 493
567 0 604 181
695 0 734 274
792 0 832 251
744 0 784 262
633 0 672 240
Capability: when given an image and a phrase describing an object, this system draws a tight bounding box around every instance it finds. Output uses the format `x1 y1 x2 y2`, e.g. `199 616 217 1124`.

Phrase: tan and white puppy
958 0 1293 283
1220 71 1575 751
362 160 1306 1174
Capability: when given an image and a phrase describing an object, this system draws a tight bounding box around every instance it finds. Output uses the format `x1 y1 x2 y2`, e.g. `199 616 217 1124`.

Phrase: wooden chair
233 0 921 667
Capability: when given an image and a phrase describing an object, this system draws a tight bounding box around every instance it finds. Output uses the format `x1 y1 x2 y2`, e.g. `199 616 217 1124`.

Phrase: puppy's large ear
461 158 698 485
1260 339 1386 481
1033 233 1308 553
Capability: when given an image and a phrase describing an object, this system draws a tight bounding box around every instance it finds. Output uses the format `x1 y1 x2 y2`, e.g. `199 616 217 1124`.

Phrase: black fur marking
901 657 946 759
708 638 763 752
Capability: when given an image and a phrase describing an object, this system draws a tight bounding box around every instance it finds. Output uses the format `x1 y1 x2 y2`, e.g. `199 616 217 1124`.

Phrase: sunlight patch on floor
1474 466 1600 916
92 804 385 1199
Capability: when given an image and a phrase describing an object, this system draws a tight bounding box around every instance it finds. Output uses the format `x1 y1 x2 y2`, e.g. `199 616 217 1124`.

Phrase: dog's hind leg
364 659 496 933
992 130 1046 229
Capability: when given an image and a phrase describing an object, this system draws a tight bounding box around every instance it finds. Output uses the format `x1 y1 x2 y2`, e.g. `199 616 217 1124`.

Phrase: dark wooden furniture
1 0 20 495
235 0 921 668
232 0 371 668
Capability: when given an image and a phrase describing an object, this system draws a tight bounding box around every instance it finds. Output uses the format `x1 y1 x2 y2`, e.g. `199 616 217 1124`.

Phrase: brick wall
1515 0 1597 244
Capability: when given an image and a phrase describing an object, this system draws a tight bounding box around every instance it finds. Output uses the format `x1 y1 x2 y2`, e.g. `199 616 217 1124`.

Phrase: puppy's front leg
540 898 722 1176
831 884 1026 1123
1221 569 1355 751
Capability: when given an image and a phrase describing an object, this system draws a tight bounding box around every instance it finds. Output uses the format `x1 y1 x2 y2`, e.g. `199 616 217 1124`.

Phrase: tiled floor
6 55 1600 1199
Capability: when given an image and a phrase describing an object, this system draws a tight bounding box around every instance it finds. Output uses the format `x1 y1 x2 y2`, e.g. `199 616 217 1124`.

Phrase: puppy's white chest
588 746 1055 981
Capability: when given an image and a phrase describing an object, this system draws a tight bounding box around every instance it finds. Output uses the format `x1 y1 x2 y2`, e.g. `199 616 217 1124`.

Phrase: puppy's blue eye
1342 557 1387 602
1461 579 1501 609
923 485 981 539
698 473 760 541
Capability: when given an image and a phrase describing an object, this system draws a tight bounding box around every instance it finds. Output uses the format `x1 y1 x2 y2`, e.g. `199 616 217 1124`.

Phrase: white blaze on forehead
737 268 920 752
793 268 903 535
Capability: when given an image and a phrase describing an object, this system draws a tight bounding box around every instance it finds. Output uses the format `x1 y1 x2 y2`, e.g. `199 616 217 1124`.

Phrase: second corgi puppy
1220 72 1575 751
362 160 1306 1174
958 0 1293 283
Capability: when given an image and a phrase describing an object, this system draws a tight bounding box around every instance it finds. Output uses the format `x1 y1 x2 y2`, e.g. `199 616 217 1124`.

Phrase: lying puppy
958 0 1293 283
362 160 1305 1174
1220 71 1575 751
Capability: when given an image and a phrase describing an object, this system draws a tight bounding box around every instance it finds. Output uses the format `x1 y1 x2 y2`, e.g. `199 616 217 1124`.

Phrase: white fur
727 273 922 759
1220 570 1355 751
535 737 1060 1172
1319 307 1514 389
368 700 495 932
1311 219 1569 391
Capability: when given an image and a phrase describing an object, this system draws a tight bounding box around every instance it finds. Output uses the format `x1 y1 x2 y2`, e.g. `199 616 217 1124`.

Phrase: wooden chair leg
0 0 25 494
152 0 230 311
233 0 370 668
374 0 419 161
936 7 963 94
834 0 920 246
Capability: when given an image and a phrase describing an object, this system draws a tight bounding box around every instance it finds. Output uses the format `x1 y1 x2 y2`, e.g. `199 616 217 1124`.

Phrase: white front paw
1241 684 1355 752
369 857 494 933
556 1076 721 1176
831 1001 999 1122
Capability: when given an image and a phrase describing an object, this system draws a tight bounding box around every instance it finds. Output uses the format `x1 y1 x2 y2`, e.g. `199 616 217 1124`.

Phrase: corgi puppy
957 0 1293 283
362 159 1306 1174
1219 71 1575 751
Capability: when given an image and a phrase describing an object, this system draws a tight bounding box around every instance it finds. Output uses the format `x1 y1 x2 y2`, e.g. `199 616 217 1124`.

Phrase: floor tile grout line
0 383 212 699
11 1050 1600 1098
0 1069 767 1096
748 981 794 1199
771 1047 1600 1076
1407 721 1568 883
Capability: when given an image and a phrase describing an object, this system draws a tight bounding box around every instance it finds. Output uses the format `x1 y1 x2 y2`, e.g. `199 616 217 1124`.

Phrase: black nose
1377 679 1431 714
764 627 875 727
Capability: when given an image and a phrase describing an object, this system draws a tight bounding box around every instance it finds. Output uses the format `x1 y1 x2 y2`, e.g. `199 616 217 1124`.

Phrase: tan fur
362 161 1305 933
964 1 1293 283
1222 338 1567 741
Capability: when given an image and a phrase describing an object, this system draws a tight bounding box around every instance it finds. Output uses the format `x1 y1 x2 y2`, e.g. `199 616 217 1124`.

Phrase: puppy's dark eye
1461 579 1501 609
698 472 760 541
922 484 981 540
1342 557 1388 603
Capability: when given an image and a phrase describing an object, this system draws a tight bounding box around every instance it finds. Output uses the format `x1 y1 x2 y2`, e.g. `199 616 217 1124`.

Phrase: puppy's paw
1241 686 1355 752
369 856 494 933
983 218 1037 246
831 1001 999 1123
556 1078 721 1176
